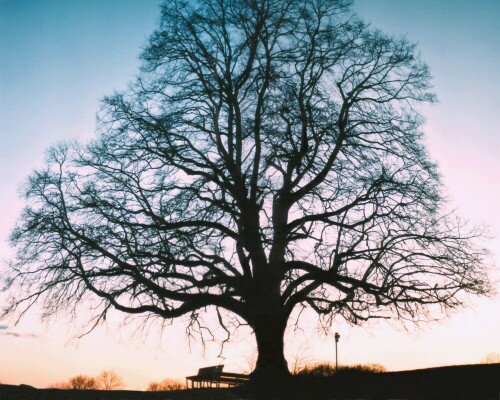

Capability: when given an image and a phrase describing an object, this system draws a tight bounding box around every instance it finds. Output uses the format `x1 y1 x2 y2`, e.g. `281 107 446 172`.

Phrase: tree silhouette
3 0 490 387
97 370 124 390
68 375 99 390
48 370 124 390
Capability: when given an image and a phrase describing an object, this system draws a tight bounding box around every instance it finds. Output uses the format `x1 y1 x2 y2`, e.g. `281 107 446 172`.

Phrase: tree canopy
3 0 490 386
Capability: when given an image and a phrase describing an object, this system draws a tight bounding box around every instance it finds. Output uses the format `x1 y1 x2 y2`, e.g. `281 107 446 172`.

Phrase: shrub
47 381 72 389
295 362 386 377
47 370 124 390
295 363 336 377
338 363 386 373
481 353 500 364
146 378 185 391
68 375 99 389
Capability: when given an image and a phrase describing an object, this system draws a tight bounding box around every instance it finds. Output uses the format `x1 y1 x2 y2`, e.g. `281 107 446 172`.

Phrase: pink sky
1 0 499 390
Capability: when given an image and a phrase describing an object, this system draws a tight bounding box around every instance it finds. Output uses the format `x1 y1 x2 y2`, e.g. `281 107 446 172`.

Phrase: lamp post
334 332 340 371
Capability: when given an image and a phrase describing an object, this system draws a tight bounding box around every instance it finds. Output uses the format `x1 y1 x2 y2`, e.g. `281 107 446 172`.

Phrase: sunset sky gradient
1 0 499 390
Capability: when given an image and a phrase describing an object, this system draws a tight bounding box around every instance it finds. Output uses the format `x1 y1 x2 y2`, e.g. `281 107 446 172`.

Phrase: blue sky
1 0 499 389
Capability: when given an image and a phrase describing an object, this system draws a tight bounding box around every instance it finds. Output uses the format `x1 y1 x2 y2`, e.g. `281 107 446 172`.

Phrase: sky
0 0 499 390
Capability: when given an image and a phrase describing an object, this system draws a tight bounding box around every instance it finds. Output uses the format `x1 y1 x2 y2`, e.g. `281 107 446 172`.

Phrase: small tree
97 370 124 390
3 0 491 389
48 370 124 390
68 375 99 390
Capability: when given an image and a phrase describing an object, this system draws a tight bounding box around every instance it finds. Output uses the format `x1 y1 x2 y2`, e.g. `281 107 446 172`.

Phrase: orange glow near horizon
2 297 499 389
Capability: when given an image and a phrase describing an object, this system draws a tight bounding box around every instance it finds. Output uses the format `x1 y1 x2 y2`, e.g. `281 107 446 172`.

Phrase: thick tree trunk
246 243 291 392
251 313 290 391
253 317 289 376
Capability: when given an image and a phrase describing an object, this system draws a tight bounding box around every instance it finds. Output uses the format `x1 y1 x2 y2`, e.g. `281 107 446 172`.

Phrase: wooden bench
185 365 249 388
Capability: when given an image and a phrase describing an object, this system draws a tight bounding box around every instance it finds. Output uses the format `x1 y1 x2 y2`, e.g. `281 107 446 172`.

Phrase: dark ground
1 363 499 400
291 363 500 400
0 386 241 400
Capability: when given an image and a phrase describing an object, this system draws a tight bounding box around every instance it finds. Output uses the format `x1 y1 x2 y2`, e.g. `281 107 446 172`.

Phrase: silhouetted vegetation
49 375 98 390
480 352 500 364
97 370 124 390
1 363 500 399
48 370 123 390
4 0 491 391
146 378 185 391
294 362 386 376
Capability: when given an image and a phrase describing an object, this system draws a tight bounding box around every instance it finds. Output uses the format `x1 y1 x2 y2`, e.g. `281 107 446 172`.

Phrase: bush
47 381 72 389
68 375 99 389
295 362 386 377
47 370 124 390
481 352 500 364
146 378 185 391
295 363 336 377
338 363 386 373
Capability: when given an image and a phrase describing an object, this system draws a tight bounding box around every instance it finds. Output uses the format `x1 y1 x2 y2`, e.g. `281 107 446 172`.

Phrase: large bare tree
3 0 490 386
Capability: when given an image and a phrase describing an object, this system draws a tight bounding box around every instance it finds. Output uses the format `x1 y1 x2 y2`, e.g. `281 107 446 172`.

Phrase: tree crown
3 0 490 344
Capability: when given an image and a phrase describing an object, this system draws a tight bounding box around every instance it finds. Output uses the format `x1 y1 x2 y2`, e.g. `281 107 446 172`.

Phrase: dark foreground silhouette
1 363 499 400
